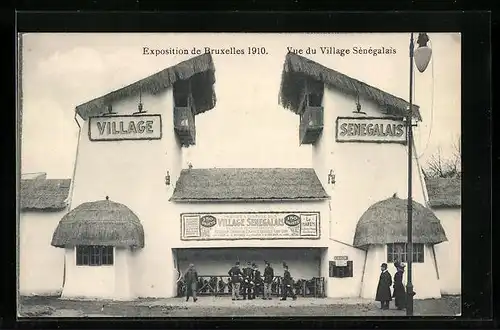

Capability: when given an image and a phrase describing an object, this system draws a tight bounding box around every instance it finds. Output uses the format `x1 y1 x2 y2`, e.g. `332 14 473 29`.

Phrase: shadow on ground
18 295 461 317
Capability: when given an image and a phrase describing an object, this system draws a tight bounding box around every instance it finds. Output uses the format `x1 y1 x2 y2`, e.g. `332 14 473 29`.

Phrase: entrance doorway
175 247 325 298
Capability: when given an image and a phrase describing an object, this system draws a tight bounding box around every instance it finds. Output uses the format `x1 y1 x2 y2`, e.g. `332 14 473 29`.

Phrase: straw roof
425 177 461 208
279 53 422 120
20 178 71 211
170 168 329 202
51 198 144 248
75 54 216 120
353 195 447 248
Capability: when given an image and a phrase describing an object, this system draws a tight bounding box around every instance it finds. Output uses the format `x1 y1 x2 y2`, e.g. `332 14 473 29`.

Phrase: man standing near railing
184 264 198 302
242 261 254 300
252 263 263 299
263 260 274 300
228 261 243 301
280 263 297 301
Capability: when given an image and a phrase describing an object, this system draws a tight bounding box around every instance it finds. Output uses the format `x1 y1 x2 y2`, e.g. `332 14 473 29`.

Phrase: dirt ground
18 295 461 317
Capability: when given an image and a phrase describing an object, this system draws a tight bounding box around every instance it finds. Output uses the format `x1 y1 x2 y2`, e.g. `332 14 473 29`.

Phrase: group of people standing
375 261 407 310
182 260 298 302
228 260 297 301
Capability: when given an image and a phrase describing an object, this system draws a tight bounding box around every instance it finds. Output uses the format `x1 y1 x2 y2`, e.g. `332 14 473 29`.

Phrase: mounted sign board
334 255 349 267
181 212 320 241
336 116 406 144
89 114 162 141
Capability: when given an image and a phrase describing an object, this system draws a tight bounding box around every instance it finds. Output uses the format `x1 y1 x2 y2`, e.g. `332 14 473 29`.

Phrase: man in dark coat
242 261 254 300
252 263 263 298
263 260 274 300
184 264 198 302
280 263 297 301
393 262 407 310
375 263 392 309
228 261 243 300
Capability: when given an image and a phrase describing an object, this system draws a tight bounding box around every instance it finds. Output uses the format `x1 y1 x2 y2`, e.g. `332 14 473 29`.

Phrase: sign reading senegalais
181 212 320 241
89 114 162 141
336 117 407 144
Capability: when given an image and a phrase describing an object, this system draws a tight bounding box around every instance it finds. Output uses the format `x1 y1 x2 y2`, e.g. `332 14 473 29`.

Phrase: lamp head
414 33 432 73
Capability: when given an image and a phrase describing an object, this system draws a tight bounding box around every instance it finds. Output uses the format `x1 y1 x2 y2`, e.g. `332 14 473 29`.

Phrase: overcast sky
20 33 461 179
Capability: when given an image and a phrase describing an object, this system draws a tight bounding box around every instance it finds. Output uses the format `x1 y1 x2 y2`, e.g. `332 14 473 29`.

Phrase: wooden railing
177 275 325 298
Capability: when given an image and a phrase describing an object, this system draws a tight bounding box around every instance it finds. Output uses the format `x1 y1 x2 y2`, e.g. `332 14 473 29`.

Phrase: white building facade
19 174 70 296
425 177 461 295
20 53 457 300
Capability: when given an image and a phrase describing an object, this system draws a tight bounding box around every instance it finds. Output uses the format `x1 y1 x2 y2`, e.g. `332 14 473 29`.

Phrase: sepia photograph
17 32 461 317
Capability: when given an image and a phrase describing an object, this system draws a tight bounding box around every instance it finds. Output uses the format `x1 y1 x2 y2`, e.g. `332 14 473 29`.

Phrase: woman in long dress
393 262 407 310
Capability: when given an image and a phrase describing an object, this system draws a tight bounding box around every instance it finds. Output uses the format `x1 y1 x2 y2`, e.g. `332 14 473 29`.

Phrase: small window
387 243 424 263
76 245 114 266
329 261 353 278
307 93 323 107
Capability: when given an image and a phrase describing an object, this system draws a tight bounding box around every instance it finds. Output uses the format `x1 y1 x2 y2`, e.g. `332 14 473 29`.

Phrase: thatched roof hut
51 198 145 248
75 53 216 120
279 52 422 121
425 176 461 208
353 195 447 249
20 178 71 211
170 168 330 202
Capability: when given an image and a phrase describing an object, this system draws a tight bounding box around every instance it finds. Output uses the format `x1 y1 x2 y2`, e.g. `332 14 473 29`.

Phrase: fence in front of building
177 275 325 298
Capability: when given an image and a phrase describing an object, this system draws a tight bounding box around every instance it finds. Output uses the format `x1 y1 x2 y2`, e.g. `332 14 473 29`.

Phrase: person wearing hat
393 261 407 310
242 261 254 300
183 263 198 302
252 263 263 299
280 263 297 301
375 263 392 309
228 261 243 300
263 260 274 300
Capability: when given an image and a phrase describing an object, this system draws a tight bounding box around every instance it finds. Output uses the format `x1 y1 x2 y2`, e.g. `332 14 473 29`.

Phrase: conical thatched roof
75 53 216 120
279 52 422 120
51 198 144 248
353 195 447 248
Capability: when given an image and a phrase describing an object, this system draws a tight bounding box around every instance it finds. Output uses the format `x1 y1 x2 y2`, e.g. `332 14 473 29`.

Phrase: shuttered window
76 245 114 266
387 243 424 263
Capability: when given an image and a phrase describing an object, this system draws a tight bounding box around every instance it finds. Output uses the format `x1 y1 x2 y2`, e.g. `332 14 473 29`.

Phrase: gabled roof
170 168 330 202
279 53 422 121
75 53 216 120
425 176 461 208
20 178 71 211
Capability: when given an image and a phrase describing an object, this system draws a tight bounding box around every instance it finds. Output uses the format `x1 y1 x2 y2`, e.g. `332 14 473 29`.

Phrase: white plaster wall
177 248 321 279
312 87 427 246
324 240 367 298
69 88 181 299
114 248 133 300
62 248 115 299
19 211 65 296
360 244 441 300
433 208 461 295
171 200 330 249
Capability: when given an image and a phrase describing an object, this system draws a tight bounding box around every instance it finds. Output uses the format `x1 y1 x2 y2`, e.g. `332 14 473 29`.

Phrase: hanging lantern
414 33 432 73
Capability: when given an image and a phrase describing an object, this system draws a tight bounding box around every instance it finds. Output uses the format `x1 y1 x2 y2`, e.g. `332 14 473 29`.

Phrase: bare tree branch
425 136 461 178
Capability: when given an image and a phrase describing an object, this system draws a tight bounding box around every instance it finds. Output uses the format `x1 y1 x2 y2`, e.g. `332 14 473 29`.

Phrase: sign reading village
89 114 162 141
336 117 407 144
181 212 320 241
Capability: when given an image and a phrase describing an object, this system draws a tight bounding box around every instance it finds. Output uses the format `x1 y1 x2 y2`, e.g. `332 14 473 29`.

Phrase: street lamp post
406 32 432 317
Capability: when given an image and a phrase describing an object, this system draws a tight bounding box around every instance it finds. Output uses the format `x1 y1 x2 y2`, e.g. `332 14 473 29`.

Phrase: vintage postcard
17 32 461 317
